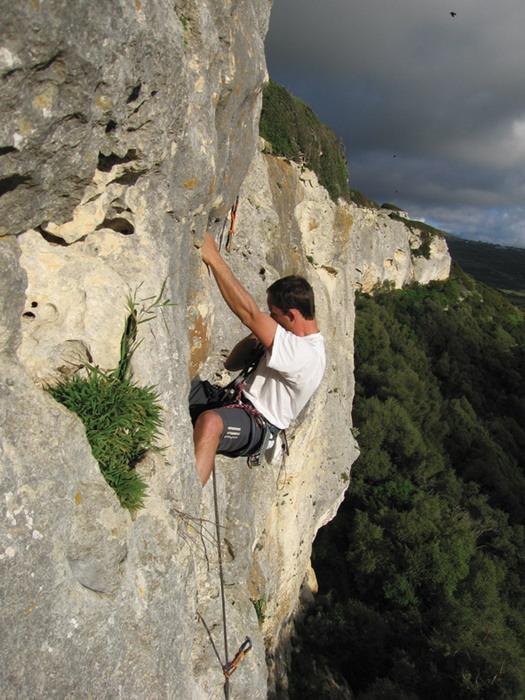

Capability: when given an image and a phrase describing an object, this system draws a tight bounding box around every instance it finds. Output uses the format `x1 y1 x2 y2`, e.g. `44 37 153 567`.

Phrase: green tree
289 268 525 699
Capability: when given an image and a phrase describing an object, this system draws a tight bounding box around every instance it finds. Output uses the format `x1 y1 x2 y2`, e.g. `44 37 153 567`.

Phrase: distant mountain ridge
446 236 525 307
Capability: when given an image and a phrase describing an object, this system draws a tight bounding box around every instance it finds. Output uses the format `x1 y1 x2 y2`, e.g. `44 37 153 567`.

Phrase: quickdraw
211 196 239 256
225 196 239 252
223 638 252 678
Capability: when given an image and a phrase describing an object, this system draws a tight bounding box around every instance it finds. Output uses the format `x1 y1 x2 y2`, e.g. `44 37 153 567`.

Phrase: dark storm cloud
265 0 525 246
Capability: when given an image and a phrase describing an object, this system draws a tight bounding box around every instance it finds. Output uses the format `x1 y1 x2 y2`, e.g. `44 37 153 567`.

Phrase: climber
190 231 326 486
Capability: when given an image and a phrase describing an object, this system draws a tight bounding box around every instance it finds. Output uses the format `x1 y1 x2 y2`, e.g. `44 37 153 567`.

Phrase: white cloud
417 204 525 247
445 115 525 168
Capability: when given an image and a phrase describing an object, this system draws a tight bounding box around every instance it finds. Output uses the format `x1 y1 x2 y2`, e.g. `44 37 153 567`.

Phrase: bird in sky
450 11 457 17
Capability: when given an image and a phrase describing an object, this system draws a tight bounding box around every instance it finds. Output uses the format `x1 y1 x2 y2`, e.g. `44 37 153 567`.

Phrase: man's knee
194 409 224 439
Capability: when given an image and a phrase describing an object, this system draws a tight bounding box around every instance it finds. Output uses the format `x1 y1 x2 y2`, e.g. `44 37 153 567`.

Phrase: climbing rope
211 465 231 699
196 611 225 671
195 467 252 697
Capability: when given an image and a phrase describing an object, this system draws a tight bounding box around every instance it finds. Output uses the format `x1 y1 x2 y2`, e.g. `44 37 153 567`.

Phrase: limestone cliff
0 3 450 698
350 206 451 292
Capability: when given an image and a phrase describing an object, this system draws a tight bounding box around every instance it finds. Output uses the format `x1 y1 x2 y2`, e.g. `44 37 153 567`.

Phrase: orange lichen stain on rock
135 0 142 9
266 156 300 209
74 492 82 505
309 219 319 231
17 118 33 136
138 585 145 598
23 603 37 615
272 157 294 178
334 207 353 245
188 313 210 376
183 177 199 190
95 95 113 111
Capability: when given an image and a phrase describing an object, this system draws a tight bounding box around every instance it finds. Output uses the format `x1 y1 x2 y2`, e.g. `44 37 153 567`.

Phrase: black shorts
189 378 264 457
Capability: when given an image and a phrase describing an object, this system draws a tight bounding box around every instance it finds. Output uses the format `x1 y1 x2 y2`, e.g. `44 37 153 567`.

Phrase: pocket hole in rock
126 83 142 103
96 217 135 235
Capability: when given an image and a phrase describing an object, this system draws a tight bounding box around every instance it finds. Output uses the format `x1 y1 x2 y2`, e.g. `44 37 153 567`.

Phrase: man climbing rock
190 231 326 486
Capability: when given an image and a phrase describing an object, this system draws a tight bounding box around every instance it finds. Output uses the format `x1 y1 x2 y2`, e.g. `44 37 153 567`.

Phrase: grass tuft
48 283 172 510
251 596 267 626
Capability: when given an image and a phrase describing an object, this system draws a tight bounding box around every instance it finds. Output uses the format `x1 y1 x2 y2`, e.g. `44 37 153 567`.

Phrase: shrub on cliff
388 212 446 259
351 189 380 208
50 369 161 510
48 287 170 510
260 79 350 203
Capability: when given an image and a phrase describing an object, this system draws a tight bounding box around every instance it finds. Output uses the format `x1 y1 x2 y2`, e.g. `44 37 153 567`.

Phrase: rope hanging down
196 466 251 699
212 465 231 698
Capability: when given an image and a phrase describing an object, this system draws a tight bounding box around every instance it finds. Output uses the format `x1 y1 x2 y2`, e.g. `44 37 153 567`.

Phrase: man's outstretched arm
198 232 277 348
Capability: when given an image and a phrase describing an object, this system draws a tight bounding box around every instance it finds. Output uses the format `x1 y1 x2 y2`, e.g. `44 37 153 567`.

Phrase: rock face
1 2 272 698
0 4 451 699
350 205 451 292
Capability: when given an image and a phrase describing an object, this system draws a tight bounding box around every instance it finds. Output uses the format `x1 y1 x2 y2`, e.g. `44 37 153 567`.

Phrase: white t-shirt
242 324 326 430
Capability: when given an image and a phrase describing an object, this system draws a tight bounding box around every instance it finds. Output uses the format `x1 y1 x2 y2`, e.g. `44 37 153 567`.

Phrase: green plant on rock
388 212 445 259
350 189 379 209
251 596 267 626
48 284 172 511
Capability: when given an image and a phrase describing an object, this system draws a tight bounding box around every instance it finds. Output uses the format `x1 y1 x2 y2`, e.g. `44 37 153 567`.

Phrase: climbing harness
225 195 239 252
247 419 282 468
217 351 285 468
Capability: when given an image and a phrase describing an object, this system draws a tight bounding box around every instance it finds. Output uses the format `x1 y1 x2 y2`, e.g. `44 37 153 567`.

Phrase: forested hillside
290 266 525 699
446 237 525 309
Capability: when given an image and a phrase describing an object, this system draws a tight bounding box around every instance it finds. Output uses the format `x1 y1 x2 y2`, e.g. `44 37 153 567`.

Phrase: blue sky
265 0 525 248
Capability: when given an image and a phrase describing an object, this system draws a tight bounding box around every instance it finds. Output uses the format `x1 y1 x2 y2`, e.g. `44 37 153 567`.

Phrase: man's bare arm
224 334 263 371
199 232 277 348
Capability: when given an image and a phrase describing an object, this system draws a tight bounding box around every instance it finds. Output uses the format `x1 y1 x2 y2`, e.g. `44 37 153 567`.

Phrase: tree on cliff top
260 79 350 203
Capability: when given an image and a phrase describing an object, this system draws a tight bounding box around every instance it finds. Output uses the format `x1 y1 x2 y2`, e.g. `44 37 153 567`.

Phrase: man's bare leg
193 410 224 486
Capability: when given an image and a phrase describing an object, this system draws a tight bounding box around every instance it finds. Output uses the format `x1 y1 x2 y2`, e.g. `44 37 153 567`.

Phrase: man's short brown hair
267 275 316 319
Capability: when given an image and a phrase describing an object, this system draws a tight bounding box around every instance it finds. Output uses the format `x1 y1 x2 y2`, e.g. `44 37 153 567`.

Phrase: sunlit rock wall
1 2 273 698
350 204 451 292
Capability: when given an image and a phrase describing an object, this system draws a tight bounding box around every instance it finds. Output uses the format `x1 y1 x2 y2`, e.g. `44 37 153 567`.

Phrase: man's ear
288 308 299 322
